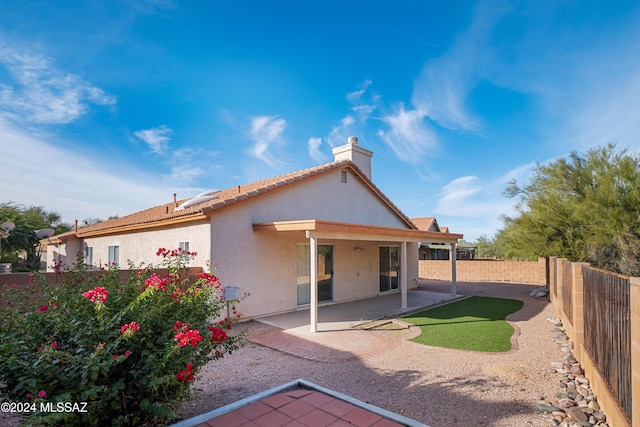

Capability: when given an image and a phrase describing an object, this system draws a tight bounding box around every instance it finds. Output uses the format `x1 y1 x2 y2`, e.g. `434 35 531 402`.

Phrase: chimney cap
347 136 358 145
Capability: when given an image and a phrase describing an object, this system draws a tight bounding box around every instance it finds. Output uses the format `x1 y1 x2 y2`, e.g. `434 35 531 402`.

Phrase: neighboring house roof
411 217 441 232
48 160 420 243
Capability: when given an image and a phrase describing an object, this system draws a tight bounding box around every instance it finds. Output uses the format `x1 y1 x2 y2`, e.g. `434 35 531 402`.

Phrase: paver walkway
193 387 406 427
172 378 429 427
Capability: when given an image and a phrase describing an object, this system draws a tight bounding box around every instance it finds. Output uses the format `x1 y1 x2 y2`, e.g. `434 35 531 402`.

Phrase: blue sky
1 0 640 241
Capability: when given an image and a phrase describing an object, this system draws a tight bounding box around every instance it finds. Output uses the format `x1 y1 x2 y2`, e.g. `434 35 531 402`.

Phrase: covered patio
253 219 463 332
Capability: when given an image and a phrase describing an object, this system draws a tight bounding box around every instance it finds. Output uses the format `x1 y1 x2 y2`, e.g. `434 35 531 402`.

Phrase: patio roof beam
254 219 462 244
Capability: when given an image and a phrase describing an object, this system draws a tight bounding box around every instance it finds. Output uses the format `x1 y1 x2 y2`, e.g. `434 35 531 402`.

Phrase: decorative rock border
537 317 609 427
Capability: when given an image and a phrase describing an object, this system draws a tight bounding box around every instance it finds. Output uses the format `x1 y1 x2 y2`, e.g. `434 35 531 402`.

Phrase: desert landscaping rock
537 317 610 427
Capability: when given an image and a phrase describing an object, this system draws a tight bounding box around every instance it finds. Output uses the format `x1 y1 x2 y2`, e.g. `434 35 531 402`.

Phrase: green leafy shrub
0 248 245 426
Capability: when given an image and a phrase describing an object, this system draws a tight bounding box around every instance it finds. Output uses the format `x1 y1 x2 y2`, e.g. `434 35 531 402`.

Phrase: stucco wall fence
419 257 548 285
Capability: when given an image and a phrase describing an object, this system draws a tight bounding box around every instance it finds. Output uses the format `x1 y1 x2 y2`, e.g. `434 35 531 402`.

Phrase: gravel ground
0 281 563 427
177 281 564 427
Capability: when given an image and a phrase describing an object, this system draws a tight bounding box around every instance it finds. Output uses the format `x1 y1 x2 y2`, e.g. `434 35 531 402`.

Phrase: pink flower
83 287 109 303
144 274 169 292
124 350 132 357
50 342 57 349
38 304 48 312
174 321 187 331
121 322 140 335
175 329 203 348
38 390 46 398
175 364 195 381
197 272 220 287
208 326 228 343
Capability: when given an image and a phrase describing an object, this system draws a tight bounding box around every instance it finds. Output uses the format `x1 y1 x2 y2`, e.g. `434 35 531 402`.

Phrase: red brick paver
193 387 406 427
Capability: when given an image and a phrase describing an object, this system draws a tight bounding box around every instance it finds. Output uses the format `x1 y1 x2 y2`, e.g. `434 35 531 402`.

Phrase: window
85 246 93 266
179 241 190 262
296 244 333 305
108 245 119 266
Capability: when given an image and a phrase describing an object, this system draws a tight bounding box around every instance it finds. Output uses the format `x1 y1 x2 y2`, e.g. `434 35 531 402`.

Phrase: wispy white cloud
346 79 377 122
134 125 173 154
462 2 640 153
325 115 356 148
438 176 482 205
0 117 171 223
321 80 379 152
409 8 493 133
430 161 537 241
434 162 535 220
0 41 116 124
307 137 326 163
248 115 287 168
162 165 206 185
377 104 437 164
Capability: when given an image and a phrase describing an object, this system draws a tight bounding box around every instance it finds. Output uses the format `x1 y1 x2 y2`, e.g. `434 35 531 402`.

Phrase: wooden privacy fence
582 267 631 423
549 257 638 427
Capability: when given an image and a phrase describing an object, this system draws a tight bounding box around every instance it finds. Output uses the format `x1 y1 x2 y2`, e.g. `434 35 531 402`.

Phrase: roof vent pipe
348 136 358 145
75 219 78 232
173 193 177 206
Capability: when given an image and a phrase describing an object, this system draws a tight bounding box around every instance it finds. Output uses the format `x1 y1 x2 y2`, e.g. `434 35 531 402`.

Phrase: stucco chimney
332 136 373 179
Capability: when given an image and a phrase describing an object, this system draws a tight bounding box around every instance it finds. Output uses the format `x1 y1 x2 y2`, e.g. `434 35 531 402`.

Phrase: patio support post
400 241 407 309
309 234 318 333
450 242 457 295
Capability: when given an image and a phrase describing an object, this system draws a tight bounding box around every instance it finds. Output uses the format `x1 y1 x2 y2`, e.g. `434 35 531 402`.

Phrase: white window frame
179 241 190 262
85 246 93 267
108 245 119 266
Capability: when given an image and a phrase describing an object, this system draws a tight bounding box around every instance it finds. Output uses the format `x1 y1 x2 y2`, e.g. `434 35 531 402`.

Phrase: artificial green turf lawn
403 296 524 352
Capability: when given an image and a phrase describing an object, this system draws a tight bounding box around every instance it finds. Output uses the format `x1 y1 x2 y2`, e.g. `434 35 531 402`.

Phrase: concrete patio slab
254 289 463 332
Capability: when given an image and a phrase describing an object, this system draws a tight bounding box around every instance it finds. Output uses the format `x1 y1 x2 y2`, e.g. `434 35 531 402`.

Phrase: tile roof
49 160 418 243
411 217 438 232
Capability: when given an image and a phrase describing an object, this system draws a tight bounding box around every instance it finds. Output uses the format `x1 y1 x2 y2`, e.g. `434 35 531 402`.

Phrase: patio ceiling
252 219 463 243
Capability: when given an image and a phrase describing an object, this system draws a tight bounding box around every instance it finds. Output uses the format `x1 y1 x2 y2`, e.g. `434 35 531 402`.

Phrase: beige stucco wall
46 221 211 270
46 238 83 268
249 169 409 228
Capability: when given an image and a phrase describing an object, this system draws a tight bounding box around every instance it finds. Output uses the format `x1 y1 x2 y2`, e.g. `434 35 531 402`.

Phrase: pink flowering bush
0 248 245 426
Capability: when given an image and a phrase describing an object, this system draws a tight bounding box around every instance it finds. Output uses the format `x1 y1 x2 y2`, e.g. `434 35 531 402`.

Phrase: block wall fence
419 257 548 285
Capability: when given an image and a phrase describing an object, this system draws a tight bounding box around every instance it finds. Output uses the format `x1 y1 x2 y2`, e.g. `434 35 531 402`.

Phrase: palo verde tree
0 202 71 269
498 144 640 276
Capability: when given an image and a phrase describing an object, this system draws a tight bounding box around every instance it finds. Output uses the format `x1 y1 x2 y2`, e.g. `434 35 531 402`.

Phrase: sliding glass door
297 245 334 306
379 246 399 292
